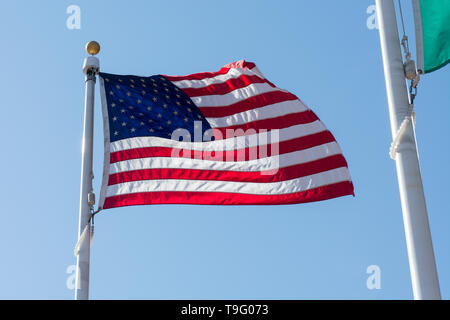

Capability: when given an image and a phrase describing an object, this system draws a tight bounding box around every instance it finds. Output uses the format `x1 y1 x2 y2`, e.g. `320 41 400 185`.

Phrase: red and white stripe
99 60 354 209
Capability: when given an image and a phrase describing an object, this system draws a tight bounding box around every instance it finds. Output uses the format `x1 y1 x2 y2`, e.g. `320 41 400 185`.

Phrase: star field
100 72 212 142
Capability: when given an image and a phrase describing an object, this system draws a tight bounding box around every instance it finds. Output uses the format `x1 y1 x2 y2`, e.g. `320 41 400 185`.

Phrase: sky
0 0 449 300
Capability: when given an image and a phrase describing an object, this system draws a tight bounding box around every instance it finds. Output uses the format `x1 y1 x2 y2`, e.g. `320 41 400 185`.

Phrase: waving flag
414 0 450 73
98 60 353 209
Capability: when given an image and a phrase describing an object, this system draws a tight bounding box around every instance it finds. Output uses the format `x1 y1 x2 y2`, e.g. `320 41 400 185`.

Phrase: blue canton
99 72 212 142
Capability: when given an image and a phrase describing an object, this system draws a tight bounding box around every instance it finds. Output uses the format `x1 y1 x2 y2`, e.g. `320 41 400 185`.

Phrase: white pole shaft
75 60 98 300
376 0 440 299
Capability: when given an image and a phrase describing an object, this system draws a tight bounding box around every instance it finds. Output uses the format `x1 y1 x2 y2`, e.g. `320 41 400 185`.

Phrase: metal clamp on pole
74 190 101 257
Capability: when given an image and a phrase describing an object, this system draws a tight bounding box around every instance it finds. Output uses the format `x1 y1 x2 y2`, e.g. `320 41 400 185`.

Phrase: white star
120 109 126 113
114 131 118 136
152 97 157 102
130 128 136 133
112 116 118 121
122 122 127 126
147 106 152 111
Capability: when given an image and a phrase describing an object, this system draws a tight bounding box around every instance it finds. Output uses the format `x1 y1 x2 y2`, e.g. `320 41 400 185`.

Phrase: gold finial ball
86 41 100 55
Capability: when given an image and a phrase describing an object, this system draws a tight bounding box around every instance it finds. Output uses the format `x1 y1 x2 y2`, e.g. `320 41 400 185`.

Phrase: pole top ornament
86 41 100 56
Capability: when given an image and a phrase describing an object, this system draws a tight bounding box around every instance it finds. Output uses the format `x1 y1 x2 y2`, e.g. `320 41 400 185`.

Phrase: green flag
413 0 450 73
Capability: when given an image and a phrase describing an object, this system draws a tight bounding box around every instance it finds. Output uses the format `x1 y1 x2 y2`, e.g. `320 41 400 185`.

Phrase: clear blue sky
0 0 449 299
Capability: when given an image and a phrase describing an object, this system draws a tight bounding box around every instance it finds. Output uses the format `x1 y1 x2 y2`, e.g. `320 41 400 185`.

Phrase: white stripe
191 82 280 107
172 68 264 89
205 99 308 128
106 167 350 197
110 142 341 174
110 120 327 153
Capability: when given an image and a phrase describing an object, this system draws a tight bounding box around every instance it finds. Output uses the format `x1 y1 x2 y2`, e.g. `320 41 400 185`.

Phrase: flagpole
75 41 100 300
376 0 440 299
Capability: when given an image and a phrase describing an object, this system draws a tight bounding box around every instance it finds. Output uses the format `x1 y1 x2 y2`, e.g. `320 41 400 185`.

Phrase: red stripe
108 154 348 186
182 74 272 97
110 130 336 164
163 61 258 82
102 181 354 209
199 91 298 118
214 110 318 136
163 67 231 82
223 60 257 70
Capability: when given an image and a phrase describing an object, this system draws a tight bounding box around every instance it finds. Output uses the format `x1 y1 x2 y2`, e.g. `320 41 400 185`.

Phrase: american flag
98 60 354 209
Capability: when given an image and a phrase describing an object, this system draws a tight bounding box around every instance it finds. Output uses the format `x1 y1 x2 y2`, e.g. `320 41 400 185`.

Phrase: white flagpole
75 41 100 300
376 0 440 299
